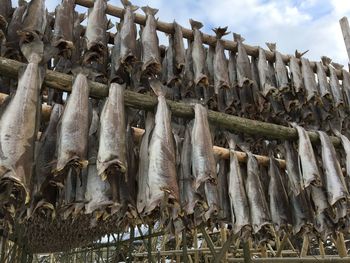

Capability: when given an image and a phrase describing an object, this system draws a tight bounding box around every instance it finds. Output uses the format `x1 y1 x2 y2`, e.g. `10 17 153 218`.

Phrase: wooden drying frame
0 56 341 148
75 0 345 79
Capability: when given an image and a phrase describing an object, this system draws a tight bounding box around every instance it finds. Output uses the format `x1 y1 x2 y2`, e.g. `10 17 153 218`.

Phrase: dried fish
329 65 344 108
234 33 252 87
333 130 350 179
119 0 138 71
213 27 230 93
258 47 277 97
141 6 161 75
284 141 302 196
0 41 44 206
301 58 319 103
316 61 332 100
190 19 208 86
0 0 12 30
19 0 47 43
318 131 348 206
164 35 178 85
268 157 291 231
52 0 75 54
141 80 179 215
97 83 127 179
226 134 250 237
266 43 289 92
289 54 304 94
54 71 90 180
173 21 186 74
289 190 312 235
192 104 216 190
246 152 271 235
85 0 109 63
292 123 321 188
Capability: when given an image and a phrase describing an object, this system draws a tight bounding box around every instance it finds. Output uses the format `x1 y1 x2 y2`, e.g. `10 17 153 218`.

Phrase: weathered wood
199 226 217 258
276 233 289 257
0 57 341 147
242 241 252 263
227 258 350 263
340 17 350 62
75 0 345 79
213 233 235 263
193 229 199 263
301 234 310 257
319 239 326 259
335 232 347 258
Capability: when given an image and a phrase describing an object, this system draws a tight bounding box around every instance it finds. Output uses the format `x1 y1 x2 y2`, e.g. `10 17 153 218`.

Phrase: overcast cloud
11 0 350 66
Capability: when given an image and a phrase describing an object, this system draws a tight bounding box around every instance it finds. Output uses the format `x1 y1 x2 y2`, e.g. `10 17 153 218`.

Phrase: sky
11 0 350 66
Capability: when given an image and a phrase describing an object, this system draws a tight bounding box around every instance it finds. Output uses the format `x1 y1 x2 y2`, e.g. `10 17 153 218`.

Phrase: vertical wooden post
193 228 199 263
175 234 181 263
340 17 350 62
336 232 347 258
319 238 325 259
300 234 309 257
182 230 189 263
220 224 228 262
242 240 252 263
260 244 268 258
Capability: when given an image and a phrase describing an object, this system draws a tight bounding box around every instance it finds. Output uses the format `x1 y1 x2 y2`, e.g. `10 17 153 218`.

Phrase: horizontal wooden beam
75 0 344 79
0 56 341 149
227 257 350 263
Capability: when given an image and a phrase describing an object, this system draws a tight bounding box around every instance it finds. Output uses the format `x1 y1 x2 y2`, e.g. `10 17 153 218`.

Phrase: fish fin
141 6 158 16
121 0 139 11
212 26 229 39
18 0 27 6
107 19 114 30
266 42 276 52
20 40 44 64
321 56 332 66
149 79 166 97
189 19 203 30
295 49 309 58
233 33 244 43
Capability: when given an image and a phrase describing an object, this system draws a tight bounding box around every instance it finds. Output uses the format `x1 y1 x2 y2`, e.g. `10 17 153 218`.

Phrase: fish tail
20 40 44 64
266 42 276 52
224 131 237 149
189 19 203 30
150 79 166 97
18 0 27 6
295 49 309 58
141 5 158 16
212 26 229 39
233 33 244 43
121 0 139 11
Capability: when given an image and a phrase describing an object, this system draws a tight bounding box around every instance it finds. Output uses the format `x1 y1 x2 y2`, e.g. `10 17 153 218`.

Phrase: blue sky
11 0 350 66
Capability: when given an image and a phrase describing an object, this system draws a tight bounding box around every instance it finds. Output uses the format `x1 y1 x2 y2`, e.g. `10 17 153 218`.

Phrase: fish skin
251 57 270 114
318 131 348 206
0 41 44 206
164 35 178 85
0 0 12 29
258 47 277 97
333 130 350 179
183 40 195 96
85 0 109 60
136 112 154 214
110 23 128 84
292 123 321 188
275 51 289 92
52 0 75 53
329 65 344 108
308 184 329 215
85 105 113 214
216 158 231 222
33 103 63 202
314 211 334 241
191 104 216 190
289 190 313 235
268 157 291 231
342 69 350 107
142 80 179 215
301 58 319 103
190 19 208 86
234 33 252 87
206 45 215 86
141 6 161 75
226 134 251 236
284 141 302 196
173 21 186 74
316 62 332 100
203 179 219 221
289 56 304 94
97 83 127 181
54 72 90 175
119 0 138 70
213 27 230 94
246 152 271 234
19 0 47 42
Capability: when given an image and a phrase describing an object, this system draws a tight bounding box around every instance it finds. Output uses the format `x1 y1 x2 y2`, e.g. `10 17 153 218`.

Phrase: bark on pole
340 17 350 62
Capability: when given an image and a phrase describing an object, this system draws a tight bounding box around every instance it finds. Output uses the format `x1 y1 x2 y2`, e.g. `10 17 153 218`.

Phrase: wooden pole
227 258 350 262
335 232 347 258
242 241 252 263
193 229 199 263
75 0 344 79
340 17 350 62
275 233 289 257
300 234 309 257
319 239 326 259
0 57 342 147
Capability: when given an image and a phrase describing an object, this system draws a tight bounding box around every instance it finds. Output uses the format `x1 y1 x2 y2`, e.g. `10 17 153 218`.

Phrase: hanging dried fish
191 104 216 190
119 0 138 71
216 158 230 222
18 0 47 44
301 58 319 103
52 0 75 55
54 71 90 182
140 80 179 216
314 211 334 240
213 27 230 93
234 33 252 87
85 105 113 214
164 35 178 85
190 19 208 86
284 141 302 196
268 157 291 231
0 41 44 206
258 47 277 97
141 6 161 76
246 152 271 237
329 64 344 108
333 130 350 179
318 131 348 206
289 50 307 94
0 0 12 30
136 112 154 214
292 123 321 188
182 42 195 97
266 43 289 92
226 134 250 237
173 21 186 74
289 191 312 235
84 0 109 63
97 83 127 208
251 56 269 114
316 59 332 100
